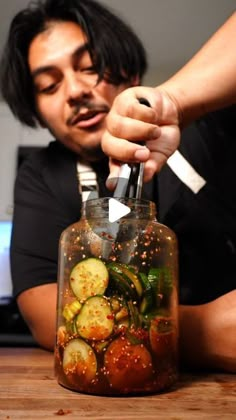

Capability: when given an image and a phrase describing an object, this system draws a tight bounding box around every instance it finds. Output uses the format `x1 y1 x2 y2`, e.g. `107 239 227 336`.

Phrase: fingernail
106 177 117 190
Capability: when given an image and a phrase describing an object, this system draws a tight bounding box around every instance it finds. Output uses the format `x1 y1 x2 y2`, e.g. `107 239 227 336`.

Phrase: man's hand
102 86 181 187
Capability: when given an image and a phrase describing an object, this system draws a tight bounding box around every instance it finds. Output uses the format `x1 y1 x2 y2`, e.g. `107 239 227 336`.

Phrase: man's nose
65 71 92 102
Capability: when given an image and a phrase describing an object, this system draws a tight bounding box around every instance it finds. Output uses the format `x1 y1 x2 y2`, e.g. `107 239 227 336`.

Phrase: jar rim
83 197 156 220
85 197 155 207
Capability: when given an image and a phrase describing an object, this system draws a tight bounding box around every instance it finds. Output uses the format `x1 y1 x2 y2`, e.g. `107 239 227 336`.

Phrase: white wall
0 102 52 221
0 103 53 297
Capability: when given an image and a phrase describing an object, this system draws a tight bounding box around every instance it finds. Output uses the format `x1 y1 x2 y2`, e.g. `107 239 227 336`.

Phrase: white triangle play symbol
108 198 131 223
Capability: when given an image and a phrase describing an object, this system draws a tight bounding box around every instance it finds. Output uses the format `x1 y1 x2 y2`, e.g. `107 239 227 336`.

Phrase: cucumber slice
148 267 173 298
127 300 140 328
121 265 143 297
110 297 121 313
62 300 82 322
109 263 143 297
108 266 137 300
93 339 110 353
139 273 154 314
108 263 143 299
115 306 129 321
75 296 114 341
63 338 97 384
139 294 152 314
70 258 109 301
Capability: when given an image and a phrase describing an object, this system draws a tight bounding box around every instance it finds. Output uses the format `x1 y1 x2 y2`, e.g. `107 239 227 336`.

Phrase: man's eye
80 66 96 74
37 83 58 94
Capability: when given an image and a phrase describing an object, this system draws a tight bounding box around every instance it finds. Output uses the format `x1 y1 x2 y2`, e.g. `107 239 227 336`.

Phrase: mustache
67 100 110 126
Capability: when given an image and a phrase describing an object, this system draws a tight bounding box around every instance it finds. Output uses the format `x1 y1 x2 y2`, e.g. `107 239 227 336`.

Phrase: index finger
106 112 160 144
102 128 150 163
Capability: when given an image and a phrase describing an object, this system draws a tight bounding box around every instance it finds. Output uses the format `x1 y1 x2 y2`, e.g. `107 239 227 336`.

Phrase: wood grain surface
0 347 235 419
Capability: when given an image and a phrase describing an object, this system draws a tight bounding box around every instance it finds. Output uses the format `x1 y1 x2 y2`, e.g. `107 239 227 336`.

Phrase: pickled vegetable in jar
55 198 178 395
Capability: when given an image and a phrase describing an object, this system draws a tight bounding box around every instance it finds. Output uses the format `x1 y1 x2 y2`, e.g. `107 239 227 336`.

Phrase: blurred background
0 0 235 308
0 0 235 85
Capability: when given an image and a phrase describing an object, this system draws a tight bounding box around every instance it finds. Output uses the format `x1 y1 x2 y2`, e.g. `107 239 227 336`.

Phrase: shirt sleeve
10 143 80 298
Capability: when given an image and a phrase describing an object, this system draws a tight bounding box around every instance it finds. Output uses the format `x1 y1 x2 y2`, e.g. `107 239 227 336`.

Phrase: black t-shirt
11 106 236 304
159 105 236 304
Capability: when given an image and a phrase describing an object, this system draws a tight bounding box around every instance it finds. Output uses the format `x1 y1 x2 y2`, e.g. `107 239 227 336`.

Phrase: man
0 0 146 350
1 0 235 372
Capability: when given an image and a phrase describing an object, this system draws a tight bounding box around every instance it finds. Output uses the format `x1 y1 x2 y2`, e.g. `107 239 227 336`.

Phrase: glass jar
55 198 178 395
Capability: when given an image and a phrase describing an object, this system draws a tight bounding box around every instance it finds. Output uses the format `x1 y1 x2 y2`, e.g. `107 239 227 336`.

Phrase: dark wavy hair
0 0 147 127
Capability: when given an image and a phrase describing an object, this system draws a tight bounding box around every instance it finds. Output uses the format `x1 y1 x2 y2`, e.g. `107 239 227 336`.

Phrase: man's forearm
179 303 211 369
158 12 236 127
17 283 57 351
179 290 236 373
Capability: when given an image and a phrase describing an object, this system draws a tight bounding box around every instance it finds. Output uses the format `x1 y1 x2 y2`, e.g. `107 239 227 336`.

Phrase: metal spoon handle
113 98 151 199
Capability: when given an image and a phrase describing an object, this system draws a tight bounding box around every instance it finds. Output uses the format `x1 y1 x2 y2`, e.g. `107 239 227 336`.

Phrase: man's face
28 21 131 161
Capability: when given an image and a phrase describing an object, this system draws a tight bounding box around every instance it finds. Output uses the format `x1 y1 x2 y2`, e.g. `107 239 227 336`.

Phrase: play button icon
84 177 138 242
108 198 131 223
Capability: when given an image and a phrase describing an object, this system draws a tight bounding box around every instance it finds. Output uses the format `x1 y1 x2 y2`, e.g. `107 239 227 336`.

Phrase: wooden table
0 347 235 419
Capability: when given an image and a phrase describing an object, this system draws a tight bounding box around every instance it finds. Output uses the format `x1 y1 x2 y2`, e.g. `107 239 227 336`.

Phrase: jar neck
83 197 157 220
